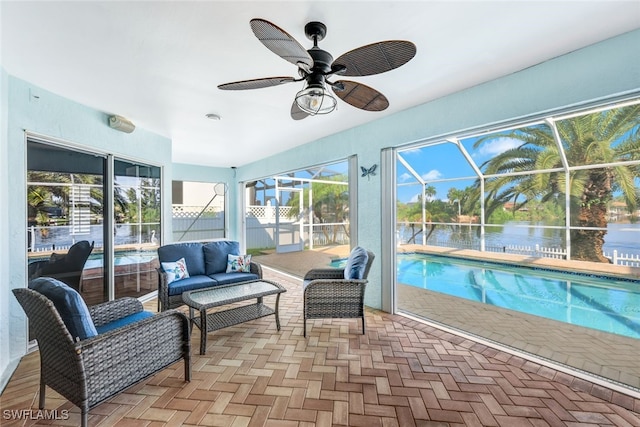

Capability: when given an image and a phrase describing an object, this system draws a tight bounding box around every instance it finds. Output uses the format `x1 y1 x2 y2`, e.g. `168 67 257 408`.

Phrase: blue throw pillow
158 243 205 276
29 277 98 341
344 246 369 280
204 241 240 275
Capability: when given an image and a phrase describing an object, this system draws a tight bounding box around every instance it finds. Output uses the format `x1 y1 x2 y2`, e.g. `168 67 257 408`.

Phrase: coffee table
182 279 286 355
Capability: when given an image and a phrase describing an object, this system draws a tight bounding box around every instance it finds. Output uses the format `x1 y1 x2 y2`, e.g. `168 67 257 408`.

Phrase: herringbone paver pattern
2 268 639 426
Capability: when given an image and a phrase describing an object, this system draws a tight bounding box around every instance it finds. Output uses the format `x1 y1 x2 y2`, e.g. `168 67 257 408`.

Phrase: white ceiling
2 1 639 167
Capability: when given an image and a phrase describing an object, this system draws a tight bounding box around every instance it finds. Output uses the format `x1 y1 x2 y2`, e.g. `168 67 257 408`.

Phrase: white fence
603 250 640 267
245 219 349 250
420 238 640 267
500 244 567 259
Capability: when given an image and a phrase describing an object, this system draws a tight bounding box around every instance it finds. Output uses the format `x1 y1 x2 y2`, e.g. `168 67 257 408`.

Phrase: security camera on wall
108 115 135 133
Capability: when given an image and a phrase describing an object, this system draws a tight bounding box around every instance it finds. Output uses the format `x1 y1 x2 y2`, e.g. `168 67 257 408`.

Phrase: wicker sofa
157 241 262 311
13 278 191 427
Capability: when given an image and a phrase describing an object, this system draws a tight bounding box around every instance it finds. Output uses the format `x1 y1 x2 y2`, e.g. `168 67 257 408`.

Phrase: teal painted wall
0 66 15 391
0 76 173 391
236 29 640 309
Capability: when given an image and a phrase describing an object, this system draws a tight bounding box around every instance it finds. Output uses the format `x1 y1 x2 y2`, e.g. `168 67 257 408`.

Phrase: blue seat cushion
204 241 240 275
344 246 369 280
208 272 259 285
29 277 98 340
167 275 216 296
158 243 205 276
95 311 154 335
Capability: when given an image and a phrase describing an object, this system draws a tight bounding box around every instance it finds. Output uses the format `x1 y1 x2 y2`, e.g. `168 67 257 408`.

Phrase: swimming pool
84 251 157 269
396 253 640 340
30 250 158 269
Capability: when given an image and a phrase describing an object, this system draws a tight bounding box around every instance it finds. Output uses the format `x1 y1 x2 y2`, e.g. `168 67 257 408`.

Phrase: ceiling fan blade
332 80 389 111
250 19 313 69
332 40 416 77
290 101 309 120
218 77 296 90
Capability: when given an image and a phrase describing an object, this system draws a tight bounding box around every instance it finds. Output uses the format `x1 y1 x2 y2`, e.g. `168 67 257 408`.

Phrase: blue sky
396 136 523 203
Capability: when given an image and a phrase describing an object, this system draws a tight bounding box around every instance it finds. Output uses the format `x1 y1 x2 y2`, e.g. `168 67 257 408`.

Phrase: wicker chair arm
250 261 263 278
304 278 368 293
303 268 345 281
77 310 190 406
157 267 171 311
89 297 143 328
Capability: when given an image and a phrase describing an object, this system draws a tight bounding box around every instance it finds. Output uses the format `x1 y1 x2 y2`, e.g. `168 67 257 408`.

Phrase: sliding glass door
113 160 161 299
27 141 108 305
27 139 162 305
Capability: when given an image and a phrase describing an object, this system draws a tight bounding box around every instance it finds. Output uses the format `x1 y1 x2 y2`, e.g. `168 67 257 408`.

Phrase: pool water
30 251 158 269
396 253 640 340
84 251 157 269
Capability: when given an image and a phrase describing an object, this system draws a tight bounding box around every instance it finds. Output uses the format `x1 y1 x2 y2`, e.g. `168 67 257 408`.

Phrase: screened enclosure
396 99 640 264
244 160 352 253
394 97 640 391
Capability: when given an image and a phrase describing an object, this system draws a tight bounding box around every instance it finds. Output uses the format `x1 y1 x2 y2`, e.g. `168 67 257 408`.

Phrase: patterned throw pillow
161 257 190 284
226 254 252 273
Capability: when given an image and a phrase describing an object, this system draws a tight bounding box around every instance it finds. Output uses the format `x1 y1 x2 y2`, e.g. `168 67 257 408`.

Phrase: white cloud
421 170 442 181
409 192 421 203
476 137 521 157
398 172 413 183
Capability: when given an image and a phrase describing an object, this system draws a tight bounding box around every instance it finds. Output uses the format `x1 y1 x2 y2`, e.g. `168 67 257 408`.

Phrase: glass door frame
25 133 164 304
275 184 304 253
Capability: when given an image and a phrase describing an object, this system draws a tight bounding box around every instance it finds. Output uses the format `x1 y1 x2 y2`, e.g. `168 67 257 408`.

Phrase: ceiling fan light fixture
295 83 337 115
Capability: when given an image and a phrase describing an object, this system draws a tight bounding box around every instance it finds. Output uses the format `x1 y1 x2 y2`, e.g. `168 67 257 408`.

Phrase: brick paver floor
2 267 639 426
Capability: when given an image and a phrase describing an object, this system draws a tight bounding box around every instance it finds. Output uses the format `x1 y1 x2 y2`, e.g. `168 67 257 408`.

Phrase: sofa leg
38 380 45 409
361 316 366 335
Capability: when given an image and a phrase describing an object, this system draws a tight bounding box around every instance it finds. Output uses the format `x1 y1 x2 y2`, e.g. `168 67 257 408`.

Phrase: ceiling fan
218 19 417 120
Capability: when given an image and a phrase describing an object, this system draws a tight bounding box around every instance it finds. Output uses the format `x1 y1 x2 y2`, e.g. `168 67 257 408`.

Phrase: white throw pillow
161 257 190 284
226 254 252 273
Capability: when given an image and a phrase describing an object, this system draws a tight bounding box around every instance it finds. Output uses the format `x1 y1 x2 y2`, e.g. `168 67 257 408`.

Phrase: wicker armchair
302 248 375 337
12 288 191 427
27 240 94 292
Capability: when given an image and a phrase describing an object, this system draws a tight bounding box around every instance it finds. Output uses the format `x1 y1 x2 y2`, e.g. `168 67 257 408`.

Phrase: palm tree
285 176 350 245
474 104 640 263
397 190 455 244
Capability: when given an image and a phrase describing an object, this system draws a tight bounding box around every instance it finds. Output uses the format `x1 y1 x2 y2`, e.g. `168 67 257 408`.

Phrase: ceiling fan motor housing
307 47 333 75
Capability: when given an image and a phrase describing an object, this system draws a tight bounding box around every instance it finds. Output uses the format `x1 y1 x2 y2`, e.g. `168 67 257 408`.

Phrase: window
244 160 351 254
172 181 226 242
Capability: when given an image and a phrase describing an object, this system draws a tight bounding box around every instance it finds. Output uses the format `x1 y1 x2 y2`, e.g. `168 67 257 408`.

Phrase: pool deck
252 245 351 278
400 244 640 279
254 244 640 395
